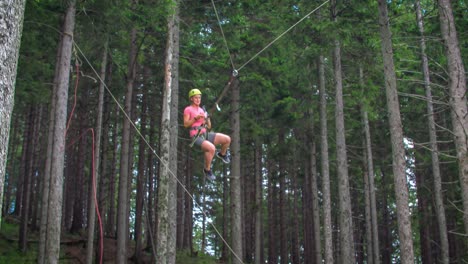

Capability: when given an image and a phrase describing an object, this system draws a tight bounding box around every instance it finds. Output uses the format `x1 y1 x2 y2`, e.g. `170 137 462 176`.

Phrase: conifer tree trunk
134 88 147 263
360 67 380 264
44 1 76 262
415 1 449 262
254 140 263 264
318 54 333 264
38 36 62 264
278 131 287 264
230 78 244 264
331 2 355 258
85 41 108 264
157 0 179 262
437 0 468 235
376 0 414 262
19 107 35 252
0 0 26 229
167 5 180 262
107 105 119 237
116 15 138 264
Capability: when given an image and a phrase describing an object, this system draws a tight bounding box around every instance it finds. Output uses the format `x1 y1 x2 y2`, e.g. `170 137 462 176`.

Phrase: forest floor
0 216 218 264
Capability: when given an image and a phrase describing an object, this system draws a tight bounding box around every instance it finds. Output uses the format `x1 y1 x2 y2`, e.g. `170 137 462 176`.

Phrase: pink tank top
184 105 207 137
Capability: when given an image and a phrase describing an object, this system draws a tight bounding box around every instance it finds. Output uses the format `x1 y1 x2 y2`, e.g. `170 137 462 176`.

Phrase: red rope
64 62 104 264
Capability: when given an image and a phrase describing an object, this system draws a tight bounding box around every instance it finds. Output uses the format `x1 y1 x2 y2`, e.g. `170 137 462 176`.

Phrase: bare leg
201 140 215 171
213 133 231 155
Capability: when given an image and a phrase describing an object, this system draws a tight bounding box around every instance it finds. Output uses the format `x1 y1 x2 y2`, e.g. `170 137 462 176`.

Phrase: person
183 88 231 180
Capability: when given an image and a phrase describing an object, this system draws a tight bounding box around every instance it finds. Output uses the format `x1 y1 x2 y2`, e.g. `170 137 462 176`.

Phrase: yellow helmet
188 88 202 99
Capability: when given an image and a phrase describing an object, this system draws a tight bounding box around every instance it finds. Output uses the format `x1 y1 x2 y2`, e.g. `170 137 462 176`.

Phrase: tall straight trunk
360 67 380 264
44 1 76 263
415 1 449 262
254 140 263 264
290 151 300 264
0 0 26 229
267 157 278 263
157 1 179 262
415 165 433 264
116 21 138 264
230 78 244 264
134 88 148 263
85 40 108 264
319 54 333 264
310 138 322 264
377 1 414 262
437 0 468 235
278 131 288 264
107 104 119 237
331 26 355 264
19 106 35 252
38 35 62 264
167 5 180 262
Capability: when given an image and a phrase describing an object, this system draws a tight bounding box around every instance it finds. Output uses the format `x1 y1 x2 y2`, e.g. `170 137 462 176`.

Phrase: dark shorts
192 132 216 147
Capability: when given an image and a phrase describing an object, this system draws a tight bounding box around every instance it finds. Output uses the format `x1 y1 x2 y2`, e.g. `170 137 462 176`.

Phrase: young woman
183 88 231 180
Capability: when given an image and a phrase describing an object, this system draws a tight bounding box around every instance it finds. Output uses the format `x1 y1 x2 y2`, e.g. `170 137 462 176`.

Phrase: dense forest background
0 0 467 263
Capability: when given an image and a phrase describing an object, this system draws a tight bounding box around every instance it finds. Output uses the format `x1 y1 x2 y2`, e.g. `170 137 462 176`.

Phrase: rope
73 42 245 264
237 0 330 72
211 0 236 71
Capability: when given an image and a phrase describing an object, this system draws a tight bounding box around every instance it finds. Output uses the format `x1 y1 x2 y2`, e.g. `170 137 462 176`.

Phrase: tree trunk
318 54 333 264
156 1 179 262
116 19 138 264
167 4 180 262
254 140 263 264
415 1 449 262
38 35 62 264
278 131 288 264
376 1 414 262
85 40 108 264
134 87 147 263
0 0 26 229
44 1 76 262
360 67 380 264
19 106 35 252
331 7 355 259
437 0 468 235
230 78 244 264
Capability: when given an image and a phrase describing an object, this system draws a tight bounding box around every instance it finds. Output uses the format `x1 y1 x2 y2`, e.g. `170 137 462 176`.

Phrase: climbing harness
189 105 209 147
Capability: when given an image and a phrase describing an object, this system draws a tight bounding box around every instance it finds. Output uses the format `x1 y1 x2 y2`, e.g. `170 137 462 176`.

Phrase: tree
0 0 26 229
415 1 449 262
376 0 414 263
318 54 334 264
43 1 76 263
156 0 180 262
85 40 108 264
230 78 244 264
330 1 355 262
116 2 138 261
437 0 468 235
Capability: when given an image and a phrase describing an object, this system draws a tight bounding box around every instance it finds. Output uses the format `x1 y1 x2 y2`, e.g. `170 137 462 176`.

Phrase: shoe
203 169 215 181
216 152 230 164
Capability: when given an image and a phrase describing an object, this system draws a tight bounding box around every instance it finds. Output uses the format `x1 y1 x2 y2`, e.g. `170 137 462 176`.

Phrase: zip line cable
237 0 330 72
73 41 245 264
208 0 330 112
211 0 236 71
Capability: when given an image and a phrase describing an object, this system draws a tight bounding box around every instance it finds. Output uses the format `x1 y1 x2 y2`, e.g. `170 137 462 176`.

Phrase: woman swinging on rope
184 88 231 180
